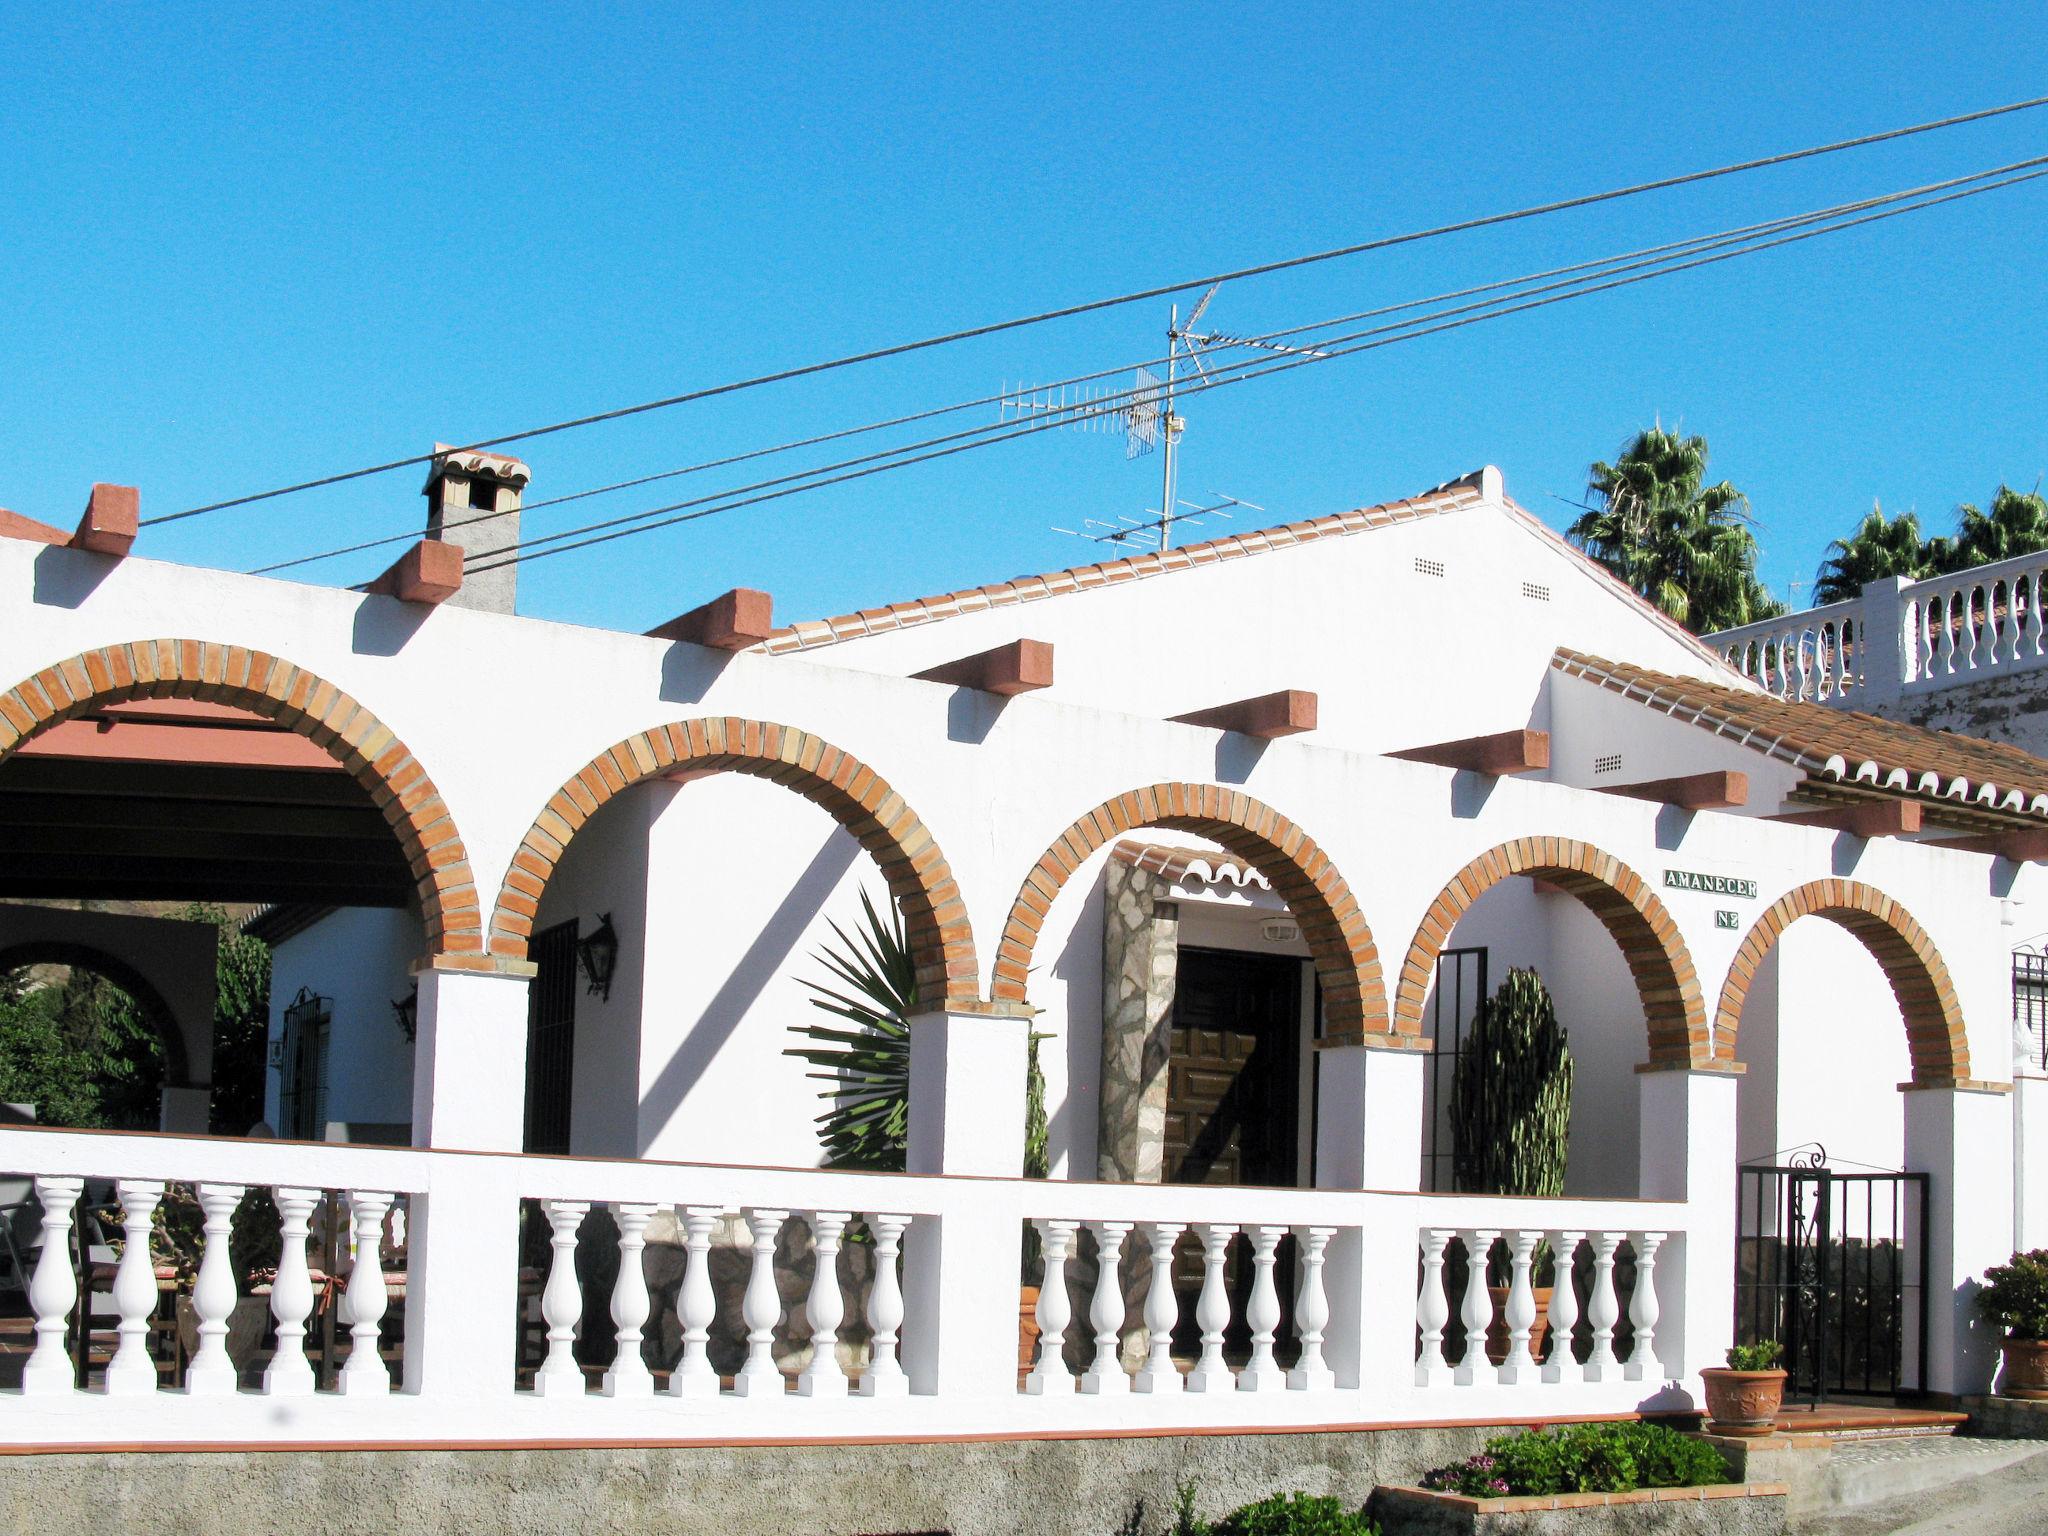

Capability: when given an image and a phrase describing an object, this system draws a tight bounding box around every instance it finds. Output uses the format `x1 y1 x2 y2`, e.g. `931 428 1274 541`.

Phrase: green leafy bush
1725 1340 1784 1371
1978 1249 2048 1340
1210 1492 1376 1536
1420 1421 1731 1497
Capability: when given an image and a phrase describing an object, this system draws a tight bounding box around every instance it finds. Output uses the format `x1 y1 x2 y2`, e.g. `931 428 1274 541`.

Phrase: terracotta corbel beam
1390 728 1549 775
1769 799 1922 837
1597 770 1748 810
0 483 139 556
1169 689 1318 738
912 638 1053 695
366 539 464 605
647 587 774 649
1929 827 2048 861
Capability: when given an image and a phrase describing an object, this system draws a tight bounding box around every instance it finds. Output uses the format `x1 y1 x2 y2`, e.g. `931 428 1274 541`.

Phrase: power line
270 153 2048 578
461 164 2048 577
155 94 2048 529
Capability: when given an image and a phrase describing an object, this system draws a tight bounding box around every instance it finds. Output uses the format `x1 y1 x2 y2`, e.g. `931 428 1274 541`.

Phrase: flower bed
1372 1482 1787 1534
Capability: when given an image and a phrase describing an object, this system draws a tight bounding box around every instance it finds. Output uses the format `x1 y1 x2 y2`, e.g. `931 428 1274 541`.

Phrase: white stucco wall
264 905 421 1137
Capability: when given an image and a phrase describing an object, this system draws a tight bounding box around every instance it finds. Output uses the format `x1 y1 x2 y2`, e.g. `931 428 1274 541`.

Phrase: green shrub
1420 1421 1731 1497
1210 1492 1376 1536
1978 1249 2048 1340
1725 1340 1784 1371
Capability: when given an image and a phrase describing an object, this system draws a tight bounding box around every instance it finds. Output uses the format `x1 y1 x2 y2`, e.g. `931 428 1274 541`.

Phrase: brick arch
0 640 483 958
487 720 979 1008
1393 838 1710 1068
1714 879 1969 1087
992 784 1389 1038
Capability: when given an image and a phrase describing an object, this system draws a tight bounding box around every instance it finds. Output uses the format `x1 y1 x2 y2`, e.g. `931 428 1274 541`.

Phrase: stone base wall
1868 674 2048 760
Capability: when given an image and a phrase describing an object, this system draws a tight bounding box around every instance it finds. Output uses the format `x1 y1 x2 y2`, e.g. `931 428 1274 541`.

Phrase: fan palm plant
1813 502 1934 604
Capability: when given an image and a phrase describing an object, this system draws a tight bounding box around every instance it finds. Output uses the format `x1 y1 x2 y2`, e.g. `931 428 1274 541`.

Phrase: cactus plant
1448 967 1573 1198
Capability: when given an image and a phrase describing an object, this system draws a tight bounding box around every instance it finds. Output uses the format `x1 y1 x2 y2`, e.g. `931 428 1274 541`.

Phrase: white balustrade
1625 1231 1665 1382
1413 1227 1454 1388
1025 1218 1078 1395
23 1175 83 1396
338 1190 395 1397
186 1182 245 1396
1496 1228 1540 1386
855 1213 910 1398
1134 1222 1184 1394
797 1210 851 1397
1581 1230 1623 1382
603 1202 658 1398
1542 1230 1585 1386
731 1207 788 1397
1079 1220 1133 1394
1287 1226 1335 1392
1453 1229 1500 1388
105 1179 162 1396
534 1198 590 1399
1236 1224 1286 1393
668 1206 725 1398
262 1186 321 1397
1186 1223 1237 1395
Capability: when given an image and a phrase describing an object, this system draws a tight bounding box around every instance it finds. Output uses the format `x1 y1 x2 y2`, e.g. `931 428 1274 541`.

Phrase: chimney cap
424 442 532 495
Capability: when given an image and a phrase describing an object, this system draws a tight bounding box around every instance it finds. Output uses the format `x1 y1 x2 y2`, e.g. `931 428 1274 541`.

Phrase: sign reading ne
1663 868 1758 900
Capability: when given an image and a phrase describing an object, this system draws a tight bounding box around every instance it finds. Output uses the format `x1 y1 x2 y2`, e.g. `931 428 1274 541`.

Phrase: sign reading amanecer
1663 868 1758 900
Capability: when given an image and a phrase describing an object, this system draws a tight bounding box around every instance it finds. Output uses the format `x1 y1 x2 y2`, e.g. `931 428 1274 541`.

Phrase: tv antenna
1052 493 1264 550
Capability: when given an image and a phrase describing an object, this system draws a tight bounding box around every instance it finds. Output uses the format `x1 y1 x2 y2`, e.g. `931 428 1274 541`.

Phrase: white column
399 1151 522 1404
533 1198 589 1398
1542 1230 1584 1386
1025 1218 1078 1395
603 1202 658 1398
1638 1066 1739 1381
1454 1228 1499 1387
730 1207 789 1398
186 1182 245 1396
263 1186 320 1397
668 1206 725 1398
408 961 532 1152
1288 1226 1336 1392
1907 1082 2016 1395
1185 1223 1238 1394
798 1211 852 1397
1081 1221 1134 1394
1625 1230 1666 1382
906 1011 1030 1176
1315 1042 1424 1394
1496 1228 1540 1386
1237 1225 1286 1393
1854 574 1912 702
1413 1227 1454 1388
1582 1231 1622 1381
339 1191 395 1396
856 1213 911 1398
104 1179 164 1396
23 1175 83 1396
1135 1222 1185 1394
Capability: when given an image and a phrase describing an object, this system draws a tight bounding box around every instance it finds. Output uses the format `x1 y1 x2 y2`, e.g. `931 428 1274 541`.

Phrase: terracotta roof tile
1553 648 2048 817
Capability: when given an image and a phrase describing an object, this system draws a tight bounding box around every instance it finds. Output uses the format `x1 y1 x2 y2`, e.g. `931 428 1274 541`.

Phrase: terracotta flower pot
1018 1284 1042 1374
1701 1367 1788 1436
1484 1285 1553 1366
1999 1336 2048 1400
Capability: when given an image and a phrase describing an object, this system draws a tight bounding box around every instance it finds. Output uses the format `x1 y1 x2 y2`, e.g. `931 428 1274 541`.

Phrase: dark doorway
523 919 578 1155
1164 945 1303 1187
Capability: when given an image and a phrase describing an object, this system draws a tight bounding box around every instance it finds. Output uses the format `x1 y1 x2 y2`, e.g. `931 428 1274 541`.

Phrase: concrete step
1815 1436 2048 1512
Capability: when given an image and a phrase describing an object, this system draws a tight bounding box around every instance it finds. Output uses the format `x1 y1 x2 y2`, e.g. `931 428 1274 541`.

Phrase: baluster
187 1183 246 1395
2030 571 2046 658
1288 1226 1336 1392
1414 1228 1454 1387
23 1175 84 1396
1185 1223 1238 1394
1939 590 1961 675
103 1179 164 1395
261 1187 320 1396
1134 1222 1185 1394
798 1210 851 1397
534 1198 589 1398
856 1213 911 1398
1237 1225 1286 1393
603 1202 658 1397
1996 583 2016 665
1583 1230 1622 1380
731 1206 789 1397
1542 1230 1584 1385
1495 1229 1540 1386
1024 1218 1079 1395
1454 1229 1500 1387
668 1205 724 1398
1625 1231 1666 1381
339 1190 394 1396
1794 633 1813 701
1081 1220 1134 1394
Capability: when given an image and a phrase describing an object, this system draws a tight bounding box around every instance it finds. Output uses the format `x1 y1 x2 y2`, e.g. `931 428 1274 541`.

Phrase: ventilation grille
1521 581 1551 601
1593 753 1623 775
1414 557 1446 579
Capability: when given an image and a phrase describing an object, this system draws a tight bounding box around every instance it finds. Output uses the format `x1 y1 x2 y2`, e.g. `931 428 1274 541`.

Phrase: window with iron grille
1423 947 1488 1192
279 992 331 1141
2013 951 2048 1072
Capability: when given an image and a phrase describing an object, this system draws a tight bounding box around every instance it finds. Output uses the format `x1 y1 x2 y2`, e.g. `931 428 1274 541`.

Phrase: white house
0 455 2040 1456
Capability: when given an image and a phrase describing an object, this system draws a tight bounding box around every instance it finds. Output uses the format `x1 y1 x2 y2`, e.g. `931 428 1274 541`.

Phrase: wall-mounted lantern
391 982 419 1043
577 913 619 1001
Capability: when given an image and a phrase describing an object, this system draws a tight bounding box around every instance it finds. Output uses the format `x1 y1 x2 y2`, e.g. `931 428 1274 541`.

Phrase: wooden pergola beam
1169 689 1318 739
367 538 464 605
648 587 774 650
1929 827 2048 862
1597 769 1748 810
0 483 139 557
1390 728 1550 776
1770 799 1923 837
913 639 1054 695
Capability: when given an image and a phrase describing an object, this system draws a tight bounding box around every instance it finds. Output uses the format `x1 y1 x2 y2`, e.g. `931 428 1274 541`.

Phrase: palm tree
1952 486 2048 569
1570 425 1783 633
1813 502 1932 604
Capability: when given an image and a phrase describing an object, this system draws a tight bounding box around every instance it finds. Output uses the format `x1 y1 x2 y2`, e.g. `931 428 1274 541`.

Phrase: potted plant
786 889 1051 1373
1978 1248 2048 1400
1702 1340 1788 1434
1448 967 1572 1363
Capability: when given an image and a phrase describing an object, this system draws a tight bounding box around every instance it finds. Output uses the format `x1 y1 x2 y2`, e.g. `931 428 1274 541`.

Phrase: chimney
422 443 531 614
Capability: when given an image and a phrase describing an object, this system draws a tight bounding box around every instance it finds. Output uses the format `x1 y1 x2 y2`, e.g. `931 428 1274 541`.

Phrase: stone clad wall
1098 857 1178 1183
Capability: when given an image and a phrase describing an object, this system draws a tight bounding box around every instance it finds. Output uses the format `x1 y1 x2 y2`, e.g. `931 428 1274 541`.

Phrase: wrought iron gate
1736 1152 1929 1401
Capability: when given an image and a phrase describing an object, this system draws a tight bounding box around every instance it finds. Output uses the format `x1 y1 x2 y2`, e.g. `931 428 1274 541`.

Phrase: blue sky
4 4 2047 630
